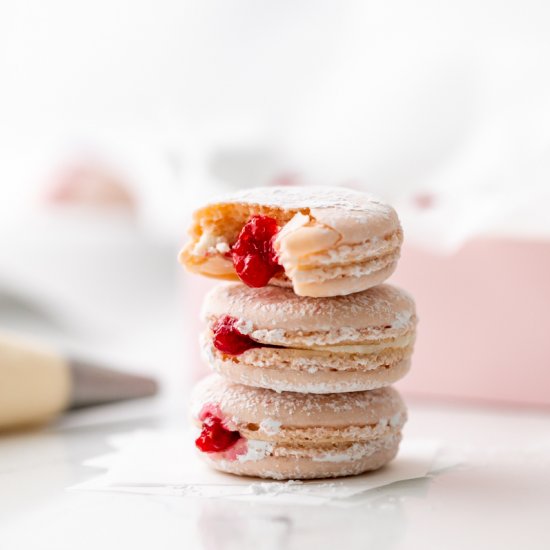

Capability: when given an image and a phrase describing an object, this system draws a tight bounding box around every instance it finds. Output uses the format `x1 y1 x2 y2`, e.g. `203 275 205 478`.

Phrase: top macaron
180 186 403 297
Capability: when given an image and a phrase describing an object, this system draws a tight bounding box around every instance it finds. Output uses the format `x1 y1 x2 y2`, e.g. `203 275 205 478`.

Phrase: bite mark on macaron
180 186 404 298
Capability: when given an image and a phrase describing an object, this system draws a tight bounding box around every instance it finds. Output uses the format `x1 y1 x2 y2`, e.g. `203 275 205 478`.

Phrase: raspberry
230 215 282 287
195 409 241 453
212 315 259 355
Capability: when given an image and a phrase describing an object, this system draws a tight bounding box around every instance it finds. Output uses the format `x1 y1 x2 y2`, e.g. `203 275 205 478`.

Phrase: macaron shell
191 375 406 432
207 350 411 394
202 283 416 335
198 436 401 480
281 261 399 297
203 186 400 247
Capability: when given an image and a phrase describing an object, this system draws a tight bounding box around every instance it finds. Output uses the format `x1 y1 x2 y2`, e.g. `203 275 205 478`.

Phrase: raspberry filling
212 315 259 355
195 406 241 453
230 215 283 287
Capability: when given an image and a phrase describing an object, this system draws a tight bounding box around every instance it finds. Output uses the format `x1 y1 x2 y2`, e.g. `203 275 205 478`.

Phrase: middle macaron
201 283 417 393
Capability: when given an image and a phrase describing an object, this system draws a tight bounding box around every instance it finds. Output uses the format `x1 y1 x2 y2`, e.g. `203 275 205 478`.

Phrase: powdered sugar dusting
191 375 406 428
203 283 416 335
210 186 391 213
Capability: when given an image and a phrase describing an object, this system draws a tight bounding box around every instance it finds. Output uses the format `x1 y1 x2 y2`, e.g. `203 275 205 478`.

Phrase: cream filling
303 333 413 354
193 232 230 256
274 213 343 279
259 418 282 435
187 232 234 276
236 439 274 463
290 253 397 283
274 212 341 260
304 233 402 266
311 437 398 463
205 328 413 356
242 318 415 347
243 332 414 354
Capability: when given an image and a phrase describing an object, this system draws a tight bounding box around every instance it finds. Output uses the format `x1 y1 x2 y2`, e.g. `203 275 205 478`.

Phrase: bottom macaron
190 375 407 480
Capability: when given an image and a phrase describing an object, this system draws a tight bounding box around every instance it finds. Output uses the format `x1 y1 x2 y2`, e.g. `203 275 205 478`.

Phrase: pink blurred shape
392 239 550 407
44 163 135 211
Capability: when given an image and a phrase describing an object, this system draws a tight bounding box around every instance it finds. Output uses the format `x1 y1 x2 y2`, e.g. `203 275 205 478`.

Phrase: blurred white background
2 0 550 241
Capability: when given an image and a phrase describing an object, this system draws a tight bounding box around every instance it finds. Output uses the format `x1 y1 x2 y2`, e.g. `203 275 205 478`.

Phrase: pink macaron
201 283 416 394
180 186 402 297
191 375 407 480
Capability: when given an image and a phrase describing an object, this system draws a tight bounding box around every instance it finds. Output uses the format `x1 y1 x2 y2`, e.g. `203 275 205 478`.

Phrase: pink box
392 238 550 407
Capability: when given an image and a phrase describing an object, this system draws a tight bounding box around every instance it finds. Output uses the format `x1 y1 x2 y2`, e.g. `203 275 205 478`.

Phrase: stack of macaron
180 186 417 480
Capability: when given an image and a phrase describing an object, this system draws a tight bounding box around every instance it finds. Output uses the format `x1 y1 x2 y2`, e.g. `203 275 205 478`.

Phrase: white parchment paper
70 430 444 505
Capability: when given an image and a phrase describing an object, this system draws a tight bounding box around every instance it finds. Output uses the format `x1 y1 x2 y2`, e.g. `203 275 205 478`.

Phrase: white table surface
1 397 549 550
